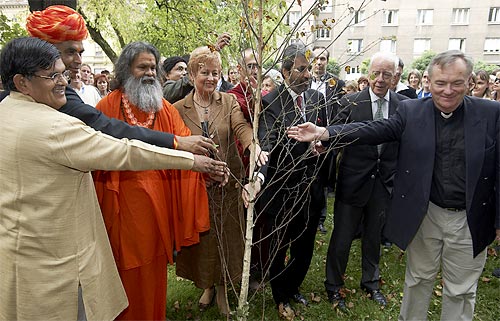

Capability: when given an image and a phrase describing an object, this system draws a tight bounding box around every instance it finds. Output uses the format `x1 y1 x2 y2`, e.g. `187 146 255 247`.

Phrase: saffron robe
93 90 209 320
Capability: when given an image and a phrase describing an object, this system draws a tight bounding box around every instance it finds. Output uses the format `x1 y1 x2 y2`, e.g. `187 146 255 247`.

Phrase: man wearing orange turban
18 5 218 154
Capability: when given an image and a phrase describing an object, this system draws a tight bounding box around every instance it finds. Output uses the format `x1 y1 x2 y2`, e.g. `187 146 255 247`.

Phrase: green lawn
166 198 500 320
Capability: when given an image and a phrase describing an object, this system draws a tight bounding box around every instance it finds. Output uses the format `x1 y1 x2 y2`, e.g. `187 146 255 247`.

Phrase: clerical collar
435 102 464 119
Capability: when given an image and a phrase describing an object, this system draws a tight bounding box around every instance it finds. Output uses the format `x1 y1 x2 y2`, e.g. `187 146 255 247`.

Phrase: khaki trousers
398 202 487 321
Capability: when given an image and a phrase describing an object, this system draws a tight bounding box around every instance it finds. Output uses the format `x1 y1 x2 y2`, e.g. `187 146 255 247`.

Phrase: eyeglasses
33 72 66 84
494 78 500 84
293 65 313 73
246 63 260 70
370 71 394 81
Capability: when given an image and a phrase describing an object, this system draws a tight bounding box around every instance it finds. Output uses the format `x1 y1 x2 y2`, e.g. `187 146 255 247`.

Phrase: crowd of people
0 4 499 321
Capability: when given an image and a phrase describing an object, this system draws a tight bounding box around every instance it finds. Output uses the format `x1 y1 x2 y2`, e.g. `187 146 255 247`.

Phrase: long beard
123 76 163 113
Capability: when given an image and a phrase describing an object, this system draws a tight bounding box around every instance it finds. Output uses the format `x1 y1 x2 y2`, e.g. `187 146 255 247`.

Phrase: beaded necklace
121 94 156 128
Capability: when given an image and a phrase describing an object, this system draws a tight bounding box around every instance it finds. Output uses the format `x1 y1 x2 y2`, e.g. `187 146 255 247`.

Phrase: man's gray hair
369 52 398 71
428 50 473 78
114 41 161 87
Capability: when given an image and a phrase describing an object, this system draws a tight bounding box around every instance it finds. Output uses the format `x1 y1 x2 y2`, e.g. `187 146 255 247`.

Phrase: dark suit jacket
258 85 327 214
334 88 408 206
313 72 345 123
60 87 175 148
327 96 500 256
219 78 234 92
396 87 418 99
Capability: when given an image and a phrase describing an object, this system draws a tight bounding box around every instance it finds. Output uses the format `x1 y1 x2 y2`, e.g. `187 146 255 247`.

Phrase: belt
444 207 465 212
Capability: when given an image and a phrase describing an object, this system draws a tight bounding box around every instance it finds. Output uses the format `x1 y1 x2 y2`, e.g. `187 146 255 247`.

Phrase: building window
380 39 397 53
416 9 433 25
348 39 363 54
484 38 500 53
452 8 469 24
414 38 431 54
95 44 103 57
489 7 500 23
320 4 332 13
351 10 366 26
383 10 398 25
287 11 301 26
346 66 360 74
316 28 331 40
448 38 466 51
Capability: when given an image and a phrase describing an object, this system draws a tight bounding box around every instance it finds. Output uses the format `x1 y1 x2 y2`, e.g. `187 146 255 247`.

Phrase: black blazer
61 87 175 148
327 96 500 257
333 88 408 206
258 85 327 214
396 87 418 99
313 72 345 123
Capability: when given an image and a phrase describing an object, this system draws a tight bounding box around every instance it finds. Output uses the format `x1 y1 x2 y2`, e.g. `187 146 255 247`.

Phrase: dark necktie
296 95 305 121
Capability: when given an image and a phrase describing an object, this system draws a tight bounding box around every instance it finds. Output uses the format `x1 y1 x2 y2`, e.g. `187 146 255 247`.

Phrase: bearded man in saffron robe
93 41 210 321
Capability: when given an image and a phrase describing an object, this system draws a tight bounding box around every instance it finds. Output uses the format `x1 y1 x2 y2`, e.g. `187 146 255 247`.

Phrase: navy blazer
327 96 500 257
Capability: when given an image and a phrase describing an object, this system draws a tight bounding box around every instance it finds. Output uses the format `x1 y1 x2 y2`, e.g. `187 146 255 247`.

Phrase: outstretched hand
287 122 329 142
176 135 218 155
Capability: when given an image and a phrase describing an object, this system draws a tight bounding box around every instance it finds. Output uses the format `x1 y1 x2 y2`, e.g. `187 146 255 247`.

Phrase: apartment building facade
287 0 500 79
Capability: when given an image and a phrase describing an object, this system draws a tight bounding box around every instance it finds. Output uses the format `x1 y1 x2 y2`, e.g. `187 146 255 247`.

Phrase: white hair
369 52 398 72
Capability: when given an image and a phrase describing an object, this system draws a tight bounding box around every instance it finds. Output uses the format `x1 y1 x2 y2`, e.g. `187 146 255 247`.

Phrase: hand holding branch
191 155 227 178
242 179 262 208
215 32 231 51
176 135 218 155
254 144 269 166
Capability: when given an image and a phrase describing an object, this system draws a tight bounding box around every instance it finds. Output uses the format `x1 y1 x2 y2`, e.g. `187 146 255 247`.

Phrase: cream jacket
0 92 194 320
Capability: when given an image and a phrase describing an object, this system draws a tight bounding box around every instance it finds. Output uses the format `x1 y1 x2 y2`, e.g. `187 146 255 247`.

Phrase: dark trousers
267 203 321 304
324 177 388 292
250 203 270 279
318 187 328 225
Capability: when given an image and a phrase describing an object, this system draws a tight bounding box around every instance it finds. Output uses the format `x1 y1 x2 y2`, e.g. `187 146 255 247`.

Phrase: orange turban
26 5 88 44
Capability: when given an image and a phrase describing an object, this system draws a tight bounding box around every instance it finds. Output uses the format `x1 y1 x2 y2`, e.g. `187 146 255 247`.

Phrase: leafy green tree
327 59 340 76
77 0 286 65
474 60 499 74
0 13 28 47
411 50 436 73
359 57 370 75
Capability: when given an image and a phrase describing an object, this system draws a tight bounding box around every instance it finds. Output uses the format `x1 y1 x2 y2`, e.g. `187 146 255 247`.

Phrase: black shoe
364 289 387 306
493 267 500 278
327 290 347 310
317 223 327 234
291 292 309 306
